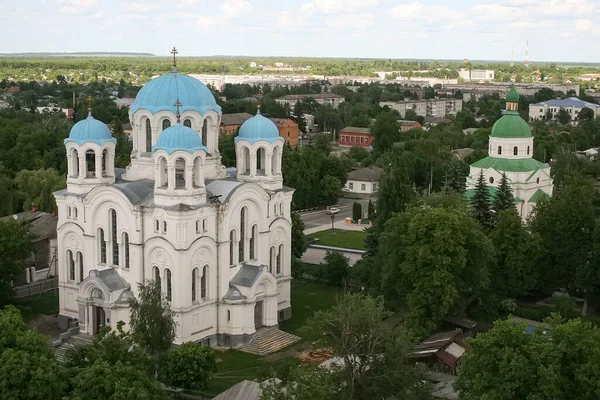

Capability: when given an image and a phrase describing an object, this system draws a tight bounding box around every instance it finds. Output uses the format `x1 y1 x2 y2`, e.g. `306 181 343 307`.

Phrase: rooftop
531 97 600 109
279 93 344 100
347 166 383 182
471 156 548 173
340 126 370 134
220 112 253 126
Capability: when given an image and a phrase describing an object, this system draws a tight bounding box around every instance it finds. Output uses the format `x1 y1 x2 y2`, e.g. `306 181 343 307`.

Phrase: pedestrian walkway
304 220 368 235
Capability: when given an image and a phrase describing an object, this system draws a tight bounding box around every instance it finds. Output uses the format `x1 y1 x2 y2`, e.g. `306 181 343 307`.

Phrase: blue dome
64 114 116 145
153 123 207 155
235 110 284 145
131 71 221 115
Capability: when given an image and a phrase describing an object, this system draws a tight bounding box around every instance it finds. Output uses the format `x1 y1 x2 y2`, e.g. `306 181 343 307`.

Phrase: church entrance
93 306 106 334
254 301 263 329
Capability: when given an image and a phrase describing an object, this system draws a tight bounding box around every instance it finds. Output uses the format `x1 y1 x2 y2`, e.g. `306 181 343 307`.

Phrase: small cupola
505 87 520 111
64 97 117 194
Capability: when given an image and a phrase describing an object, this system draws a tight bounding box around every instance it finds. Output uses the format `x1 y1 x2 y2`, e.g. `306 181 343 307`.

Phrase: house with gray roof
529 97 600 125
344 167 383 195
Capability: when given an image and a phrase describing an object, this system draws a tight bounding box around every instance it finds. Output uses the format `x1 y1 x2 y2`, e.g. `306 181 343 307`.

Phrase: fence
15 277 58 298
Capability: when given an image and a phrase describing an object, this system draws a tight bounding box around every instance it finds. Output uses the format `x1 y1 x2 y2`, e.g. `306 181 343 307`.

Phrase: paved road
299 198 372 230
301 247 363 266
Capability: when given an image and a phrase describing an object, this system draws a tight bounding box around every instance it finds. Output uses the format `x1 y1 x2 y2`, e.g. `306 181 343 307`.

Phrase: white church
54 58 293 347
466 88 553 219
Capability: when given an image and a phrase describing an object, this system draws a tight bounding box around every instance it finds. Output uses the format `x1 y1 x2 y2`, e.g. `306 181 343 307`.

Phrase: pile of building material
298 348 334 365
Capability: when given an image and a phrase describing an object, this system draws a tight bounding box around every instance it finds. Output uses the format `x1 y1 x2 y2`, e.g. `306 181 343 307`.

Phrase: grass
204 280 338 396
16 291 59 321
308 228 367 251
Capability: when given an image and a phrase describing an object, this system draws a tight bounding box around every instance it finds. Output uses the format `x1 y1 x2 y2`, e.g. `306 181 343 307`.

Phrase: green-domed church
466 88 553 219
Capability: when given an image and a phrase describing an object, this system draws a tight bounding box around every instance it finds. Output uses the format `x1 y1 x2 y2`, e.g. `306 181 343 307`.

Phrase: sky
3 0 600 62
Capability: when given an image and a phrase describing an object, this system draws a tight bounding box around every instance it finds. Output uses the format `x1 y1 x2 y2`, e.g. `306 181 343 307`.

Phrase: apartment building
380 98 462 118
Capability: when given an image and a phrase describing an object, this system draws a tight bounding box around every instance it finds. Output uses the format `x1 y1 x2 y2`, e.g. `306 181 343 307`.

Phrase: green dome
490 112 532 138
506 87 520 103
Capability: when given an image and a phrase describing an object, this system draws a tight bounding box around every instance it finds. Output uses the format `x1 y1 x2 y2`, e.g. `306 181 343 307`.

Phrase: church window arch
158 157 168 188
269 246 275 274
229 230 236 266
242 147 250 175
85 150 96 177
256 148 266 173
102 149 110 177
537 177 540 184
165 268 172 302
489 177 495 184
513 146 518 156
279 203 283 216
250 224 257 260
67 250 75 281
202 218 207 233
272 146 281 175
202 120 208 147
227 310 231 321
77 252 84 283
192 267 198 302
497 146 502 155
193 157 202 187
527 146 530 155
183 118 192 128
273 204 277 216
175 158 186 189
195 220 200 233
91 288 104 300
154 219 159 233
201 265 207 299
145 118 152 152
110 209 119 266
98 228 106 264
73 208 78 220
153 266 161 293
239 207 246 262
163 221 167 233
277 244 283 275
70 148 79 177
67 206 71 219
122 233 130 269
161 118 171 132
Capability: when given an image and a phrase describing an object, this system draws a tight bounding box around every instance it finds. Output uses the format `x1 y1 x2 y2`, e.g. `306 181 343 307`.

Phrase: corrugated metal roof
230 264 263 288
340 126 370 134
213 380 262 400
347 167 383 182
96 268 129 292
531 97 600 109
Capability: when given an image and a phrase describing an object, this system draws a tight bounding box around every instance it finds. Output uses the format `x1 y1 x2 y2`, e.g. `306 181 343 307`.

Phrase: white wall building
458 69 495 82
276 94 345 109
54 63 294 348
529 97 600 124
466 88 553 220
343 167 382 195
380 99 462 118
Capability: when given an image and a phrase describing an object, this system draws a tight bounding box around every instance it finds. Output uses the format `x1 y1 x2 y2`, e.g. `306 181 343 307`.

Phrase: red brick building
269 118 299 148
399 120 422 132
338 127 372 148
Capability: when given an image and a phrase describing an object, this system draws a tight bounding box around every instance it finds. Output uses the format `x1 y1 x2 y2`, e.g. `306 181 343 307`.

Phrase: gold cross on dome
174 99 182 121
171 47 178 66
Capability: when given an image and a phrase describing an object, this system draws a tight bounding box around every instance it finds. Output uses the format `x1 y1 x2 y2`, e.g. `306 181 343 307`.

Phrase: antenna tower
510 45 514 67
525 40 529 67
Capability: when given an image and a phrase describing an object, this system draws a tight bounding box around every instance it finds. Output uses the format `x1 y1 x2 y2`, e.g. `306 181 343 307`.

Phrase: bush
352 202 362 222
321 251 349 287
160 343 217 390
514 305 554 322
553 295 577 319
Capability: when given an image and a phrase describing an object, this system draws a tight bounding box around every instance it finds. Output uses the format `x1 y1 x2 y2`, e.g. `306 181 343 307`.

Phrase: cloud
196 15 215 30
575 18 592 32
177 0 200 8
301 0 380 15
391 2 464 23
503 0 596 17
326 13 374 29
220 0 250 18
56 0 97 14
127 2 160 12
471 4 525 22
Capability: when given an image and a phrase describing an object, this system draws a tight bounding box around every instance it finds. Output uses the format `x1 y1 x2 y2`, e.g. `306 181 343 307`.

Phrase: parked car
326 207 340 215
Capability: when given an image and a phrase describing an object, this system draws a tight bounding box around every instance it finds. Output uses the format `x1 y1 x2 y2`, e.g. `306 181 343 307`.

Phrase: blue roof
235 109 284 145
131 70 221 115
152 122 207 155
531 97 600 109
64 114 116 145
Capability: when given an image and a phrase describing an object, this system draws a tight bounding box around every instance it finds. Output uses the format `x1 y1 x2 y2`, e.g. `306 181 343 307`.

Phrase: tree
445 159 466 194
291 212 307 259
129 280 176 362
367 199 375 220
371 111 401 154
557 108 571 125
219 128 237 167
380 194 492 335
489 209 540 297
470 171 492 231
321 251 349 287
70 360 164 400
310 292 430 400
319 175 342 205
492 172 514 215
352 201 362 222
313 133 332 155
111 118 132 168
160 342 217 390
456 317 600 400
261 365 340 400
0 220 33 306
578 107 595 122
14 168 65 212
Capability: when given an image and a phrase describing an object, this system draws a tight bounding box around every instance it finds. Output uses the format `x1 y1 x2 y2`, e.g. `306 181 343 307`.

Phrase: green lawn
204 280 337 396
308 228 367 251
16 291 59 321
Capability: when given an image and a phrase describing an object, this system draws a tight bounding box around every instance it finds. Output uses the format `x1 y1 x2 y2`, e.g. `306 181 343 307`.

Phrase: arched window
250 224 257 260
78 252 84 282
102 149 110 177
192 268 198 302
513 146 518 156
195 220 200 233
497 146 502 155
70 149 79 177
201 265 207 299
272 147 280 175
537 177 540 184
257 148 265 172
202 219 207 232
162 119 171 131
165 269 172 301
242 147 250 175
163 221 167 233
273 204 277 215
73 208 78 220
193 157 202 187
85 150 95 177
489 177 495 184
153 266 161 293
67 206 71 219
227 310 231 321
175 158 186 189
202 121 208 147
239 207 246 262
99 228 106 264
67 250 75 281
123 233 130 269
277 244 283 275
527 146 530 155
230 230 236 266
158 157 168 188
279 203 283 215
183 118 192 128
155 219 159 232
145 119 152 152
111 209 119 266
269 246 275 274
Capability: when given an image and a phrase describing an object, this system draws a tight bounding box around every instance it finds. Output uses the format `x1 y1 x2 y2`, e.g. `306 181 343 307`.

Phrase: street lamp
330 213 335 230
